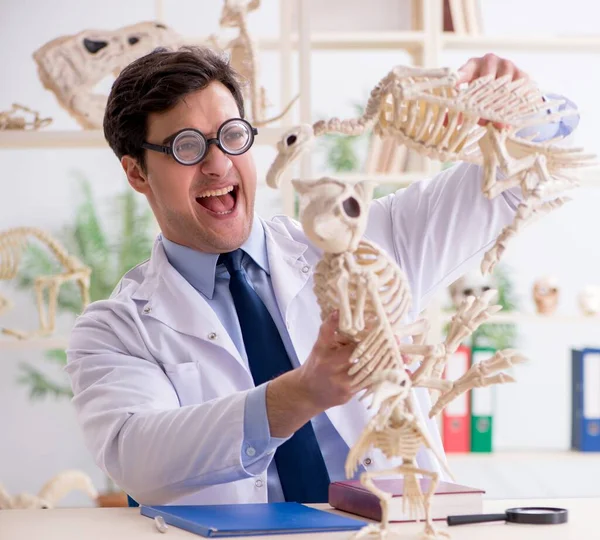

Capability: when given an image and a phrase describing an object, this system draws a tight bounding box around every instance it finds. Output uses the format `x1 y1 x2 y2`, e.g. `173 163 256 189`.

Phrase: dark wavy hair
103 46 245 171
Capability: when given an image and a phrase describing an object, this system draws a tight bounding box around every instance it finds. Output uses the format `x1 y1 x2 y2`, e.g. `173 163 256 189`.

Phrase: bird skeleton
0 469 98 509
0 227 91 340
207 0 298 126
292 177 528 539
267 64 595 276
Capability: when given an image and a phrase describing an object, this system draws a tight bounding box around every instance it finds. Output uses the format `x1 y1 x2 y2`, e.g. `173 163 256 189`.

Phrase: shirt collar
161 214 269 299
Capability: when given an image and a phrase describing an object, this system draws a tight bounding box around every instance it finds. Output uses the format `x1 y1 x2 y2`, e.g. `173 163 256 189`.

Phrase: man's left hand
456 53 533 129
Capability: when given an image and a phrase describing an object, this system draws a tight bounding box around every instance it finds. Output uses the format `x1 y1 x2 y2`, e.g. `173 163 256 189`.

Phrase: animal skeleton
33 21 183 129
207 0 298 126
267 65 595 276
0 103 52 130
0 469 98 509
0 227 91 340
292 177 527 539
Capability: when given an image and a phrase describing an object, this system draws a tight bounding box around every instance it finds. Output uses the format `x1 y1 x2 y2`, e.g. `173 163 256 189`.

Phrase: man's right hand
265 311 359 438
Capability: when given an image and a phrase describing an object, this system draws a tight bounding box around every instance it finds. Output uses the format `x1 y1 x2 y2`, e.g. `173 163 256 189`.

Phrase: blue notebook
140 502 368 537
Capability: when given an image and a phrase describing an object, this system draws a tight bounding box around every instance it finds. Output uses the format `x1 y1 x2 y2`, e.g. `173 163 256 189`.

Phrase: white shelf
446 450 600 462
0 335 68 351
443 33 600 51
0 127 289 150
441 311 600 325
195 31 426 51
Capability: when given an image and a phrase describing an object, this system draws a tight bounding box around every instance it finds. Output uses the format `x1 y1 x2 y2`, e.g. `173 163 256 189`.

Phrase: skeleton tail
253 94 300 127
37 470 98 506
9 226 87 272
313 70 395 137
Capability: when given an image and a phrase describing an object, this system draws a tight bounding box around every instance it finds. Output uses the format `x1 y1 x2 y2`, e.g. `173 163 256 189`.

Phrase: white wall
1 0 600 506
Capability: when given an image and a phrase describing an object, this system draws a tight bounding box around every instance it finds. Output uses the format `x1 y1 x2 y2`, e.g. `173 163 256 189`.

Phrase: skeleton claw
429 349 528 417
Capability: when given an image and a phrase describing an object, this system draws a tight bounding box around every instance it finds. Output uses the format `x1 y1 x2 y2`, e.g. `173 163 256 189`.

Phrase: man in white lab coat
65 46 578 506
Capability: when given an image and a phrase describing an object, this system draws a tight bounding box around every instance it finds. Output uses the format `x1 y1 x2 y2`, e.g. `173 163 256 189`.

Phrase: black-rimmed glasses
142 118 258 166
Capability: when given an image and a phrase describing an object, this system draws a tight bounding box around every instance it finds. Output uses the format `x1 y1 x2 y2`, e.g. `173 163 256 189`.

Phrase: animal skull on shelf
291 177 528 540
0 103 52 130
532 275 559 315
32 21 184 129
206 0 298 126
0 227 91 340
577 285 600 316
266 64 595 277
0 470 98 509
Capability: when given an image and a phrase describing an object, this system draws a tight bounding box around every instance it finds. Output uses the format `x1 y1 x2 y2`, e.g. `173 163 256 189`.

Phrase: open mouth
195 185 239 216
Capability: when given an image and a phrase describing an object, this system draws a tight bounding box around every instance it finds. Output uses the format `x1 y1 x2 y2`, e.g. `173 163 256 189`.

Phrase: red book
329 478 484 522
442 344 471 453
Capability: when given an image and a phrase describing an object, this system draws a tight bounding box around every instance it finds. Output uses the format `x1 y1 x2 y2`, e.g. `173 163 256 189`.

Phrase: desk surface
0 499 595 540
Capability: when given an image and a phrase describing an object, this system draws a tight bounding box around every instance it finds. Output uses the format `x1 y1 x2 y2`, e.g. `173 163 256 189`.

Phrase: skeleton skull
578 285 600 316
266 124 315 188
448 270 496 310
291 178 373 254
532 275 559 315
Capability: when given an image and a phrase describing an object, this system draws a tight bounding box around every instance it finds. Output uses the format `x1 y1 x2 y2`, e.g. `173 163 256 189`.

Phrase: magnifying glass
447 506 568 526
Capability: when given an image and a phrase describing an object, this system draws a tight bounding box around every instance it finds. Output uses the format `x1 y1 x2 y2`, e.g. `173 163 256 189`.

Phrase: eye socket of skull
342 196 360 218
463 288 473 296
285 134 297 146
83 38 108 54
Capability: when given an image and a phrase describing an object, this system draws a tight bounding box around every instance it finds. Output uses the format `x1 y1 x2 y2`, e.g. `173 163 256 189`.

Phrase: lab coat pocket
162 362 204 406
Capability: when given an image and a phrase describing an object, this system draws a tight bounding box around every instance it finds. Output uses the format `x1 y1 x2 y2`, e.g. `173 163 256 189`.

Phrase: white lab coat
65 162 522 505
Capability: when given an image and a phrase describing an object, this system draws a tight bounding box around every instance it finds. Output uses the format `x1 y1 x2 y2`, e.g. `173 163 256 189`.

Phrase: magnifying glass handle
447 513 507 526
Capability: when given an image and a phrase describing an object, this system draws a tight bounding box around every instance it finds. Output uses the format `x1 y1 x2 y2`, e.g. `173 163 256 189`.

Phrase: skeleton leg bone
481 196 570 275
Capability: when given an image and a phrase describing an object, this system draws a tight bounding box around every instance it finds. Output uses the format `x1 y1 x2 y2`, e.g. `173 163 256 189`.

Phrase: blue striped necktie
220 249 331 503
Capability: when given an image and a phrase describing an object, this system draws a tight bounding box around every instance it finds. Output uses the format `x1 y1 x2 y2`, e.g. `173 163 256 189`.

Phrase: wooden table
0 499 595 539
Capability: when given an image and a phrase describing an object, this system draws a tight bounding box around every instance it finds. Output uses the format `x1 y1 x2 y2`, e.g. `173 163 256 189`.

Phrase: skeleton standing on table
290 177 526 539
264 59 593 539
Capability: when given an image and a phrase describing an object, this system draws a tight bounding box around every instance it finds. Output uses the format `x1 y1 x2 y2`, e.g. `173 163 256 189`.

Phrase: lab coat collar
131 216 311 373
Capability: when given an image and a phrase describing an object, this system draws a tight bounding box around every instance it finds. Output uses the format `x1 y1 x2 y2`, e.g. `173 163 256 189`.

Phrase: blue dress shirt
161 95 578 502
162 216 362 502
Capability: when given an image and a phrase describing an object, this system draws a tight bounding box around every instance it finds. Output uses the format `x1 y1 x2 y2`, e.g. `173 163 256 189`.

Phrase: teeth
197 185 235 198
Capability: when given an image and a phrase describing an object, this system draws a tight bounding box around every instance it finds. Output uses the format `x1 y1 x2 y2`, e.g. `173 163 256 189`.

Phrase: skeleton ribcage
313 239 412 341
378 90 485 163
376 72 548 163
372 422 424 461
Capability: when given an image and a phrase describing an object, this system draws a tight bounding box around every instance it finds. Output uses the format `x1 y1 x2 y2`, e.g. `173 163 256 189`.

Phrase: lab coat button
302 265 310 273
246 446 256 457
208 332 217 340
363 458 372 466
255 479 264 488
143 306 151 314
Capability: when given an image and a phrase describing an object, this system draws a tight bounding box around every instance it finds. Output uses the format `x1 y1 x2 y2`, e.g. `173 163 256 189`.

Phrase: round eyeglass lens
173 130 206 164
220 120 252 154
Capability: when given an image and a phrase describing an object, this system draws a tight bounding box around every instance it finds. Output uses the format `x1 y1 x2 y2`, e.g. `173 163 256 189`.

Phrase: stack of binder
441 345 496 453
571 348 600 452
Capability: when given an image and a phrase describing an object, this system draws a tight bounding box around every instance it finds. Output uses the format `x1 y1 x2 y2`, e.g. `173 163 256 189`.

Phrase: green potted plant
15 172 156 506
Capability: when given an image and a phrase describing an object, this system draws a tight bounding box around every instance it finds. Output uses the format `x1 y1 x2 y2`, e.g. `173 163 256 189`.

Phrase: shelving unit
0 336 69 351
0 127 291 150
1 1 600 354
